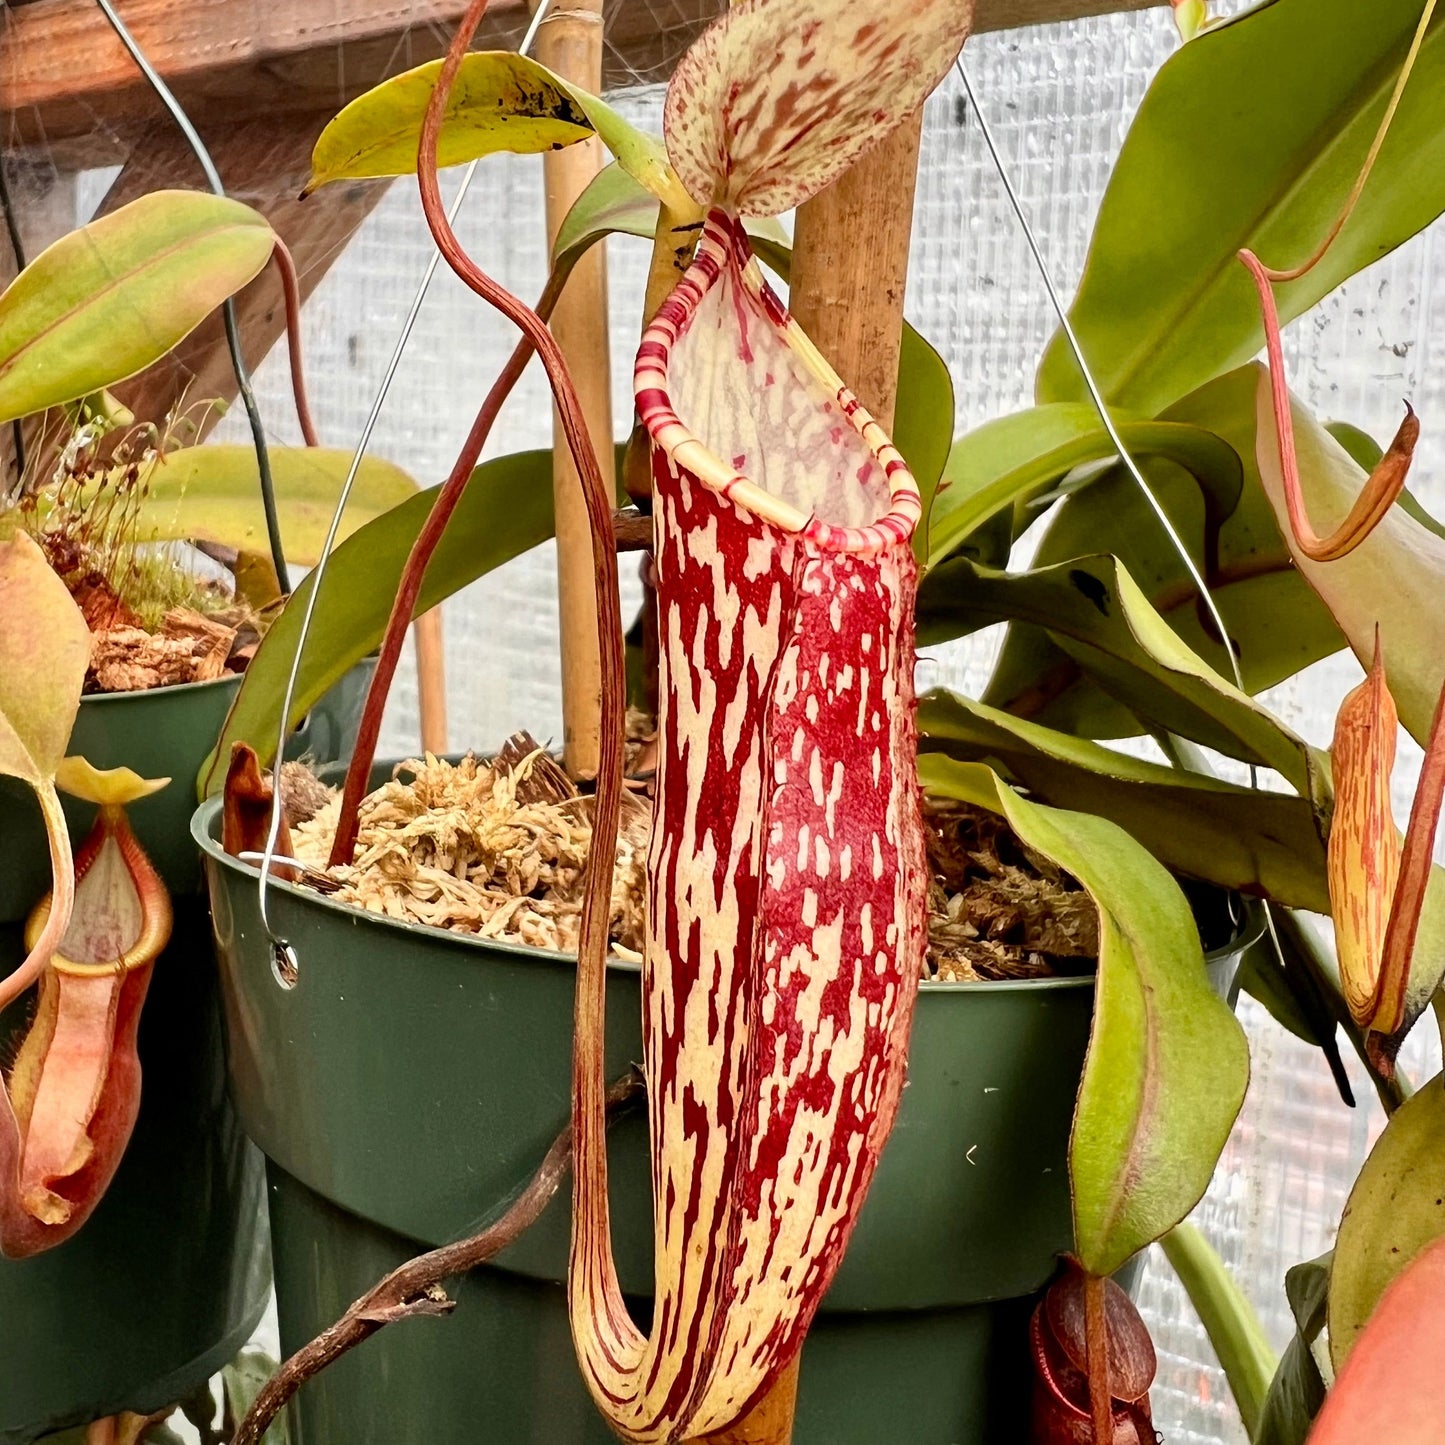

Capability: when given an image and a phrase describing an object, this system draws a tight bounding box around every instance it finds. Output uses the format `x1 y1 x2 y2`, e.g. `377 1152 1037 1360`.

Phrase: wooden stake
413 608 449 754
532 0 614 781
704 112 927 1445
787 112 925 431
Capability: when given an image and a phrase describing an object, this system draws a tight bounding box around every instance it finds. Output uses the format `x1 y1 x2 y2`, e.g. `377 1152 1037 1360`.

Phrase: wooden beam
2 0 1167 167
90 113 388 442
0 159 77 493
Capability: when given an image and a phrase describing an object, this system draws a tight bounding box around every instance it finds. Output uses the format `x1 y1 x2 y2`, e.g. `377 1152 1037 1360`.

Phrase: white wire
954 57 1246 697
958 56 1278 961
257 0 558 967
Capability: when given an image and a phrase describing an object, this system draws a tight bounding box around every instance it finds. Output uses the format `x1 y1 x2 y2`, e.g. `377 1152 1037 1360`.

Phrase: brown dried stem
230 1068 644 1445
327 256 572 866
270 239 319 449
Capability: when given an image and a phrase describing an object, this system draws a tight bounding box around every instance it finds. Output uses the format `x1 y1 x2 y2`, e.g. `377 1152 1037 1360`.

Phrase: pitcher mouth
633 209 921 557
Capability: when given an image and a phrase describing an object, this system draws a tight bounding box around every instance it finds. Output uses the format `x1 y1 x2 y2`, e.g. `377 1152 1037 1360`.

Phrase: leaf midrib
0 221 267 391
1097 15 1440 409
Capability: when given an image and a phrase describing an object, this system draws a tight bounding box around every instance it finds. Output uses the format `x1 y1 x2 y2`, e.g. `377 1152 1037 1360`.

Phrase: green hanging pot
0 675 241 923
0 662 375 1442
195 776 1259 1445
0 679 263 1444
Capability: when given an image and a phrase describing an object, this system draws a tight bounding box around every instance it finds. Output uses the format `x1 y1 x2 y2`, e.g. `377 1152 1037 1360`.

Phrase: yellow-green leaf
0 191 275 425
0 530 90 787
918 756 1250 1277
54 757 170 807
0 529 88 1008
1328 1072 1445 1371
306 53 690 213
85 445 420 566
200 448 558 794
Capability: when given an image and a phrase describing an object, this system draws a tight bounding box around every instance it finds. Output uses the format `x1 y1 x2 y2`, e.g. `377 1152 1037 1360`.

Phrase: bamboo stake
413 608 449 753
694 111 927 1445
788 112 926 431
532 0 614 781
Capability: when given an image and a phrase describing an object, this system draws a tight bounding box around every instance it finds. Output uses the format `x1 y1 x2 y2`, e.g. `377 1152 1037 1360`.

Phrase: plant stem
1083 1271 1114 1443
1161 1223 1277 1438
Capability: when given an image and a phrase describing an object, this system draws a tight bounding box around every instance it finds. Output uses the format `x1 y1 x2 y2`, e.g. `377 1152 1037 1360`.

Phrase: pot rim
191 794 1264 994
80 672 243 706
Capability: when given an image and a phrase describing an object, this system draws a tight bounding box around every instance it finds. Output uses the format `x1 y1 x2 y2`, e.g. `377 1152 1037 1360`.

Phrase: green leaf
1256 366 1445 750
964 367 1344 739
0 530 90 787
200 448 556 794
84 444 419 565
1253 1254 1330 1445
921 553 1320 791
1328 1073 1445 1371
0 191 274 425
558 162 794 260
925 406 1242 570
1161 1222 1277 1439
1037 0 1445 416
917 689 1329 911
306 53 690 213
554 161 663 263
916 756 1249 1276
222 1350 290 1444
891 329 955 561
1325 420 1383 472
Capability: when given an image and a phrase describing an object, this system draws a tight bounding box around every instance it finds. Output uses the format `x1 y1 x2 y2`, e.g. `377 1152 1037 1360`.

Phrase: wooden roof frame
2 0 1164 167
0 0 1164 472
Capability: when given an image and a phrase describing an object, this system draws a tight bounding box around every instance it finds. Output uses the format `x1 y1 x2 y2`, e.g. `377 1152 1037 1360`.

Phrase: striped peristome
568 205 928 1442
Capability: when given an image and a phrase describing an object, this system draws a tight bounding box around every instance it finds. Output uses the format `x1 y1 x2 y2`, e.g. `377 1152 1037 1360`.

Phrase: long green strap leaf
918 689 1329 911
199 448 555 795
918 756 1249 1277
1037 0 1445 416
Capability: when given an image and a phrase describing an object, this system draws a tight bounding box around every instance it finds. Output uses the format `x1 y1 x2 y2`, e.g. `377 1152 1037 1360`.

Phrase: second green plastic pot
197 781 1258 1444
0 674 242 921
0 675 272 1445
